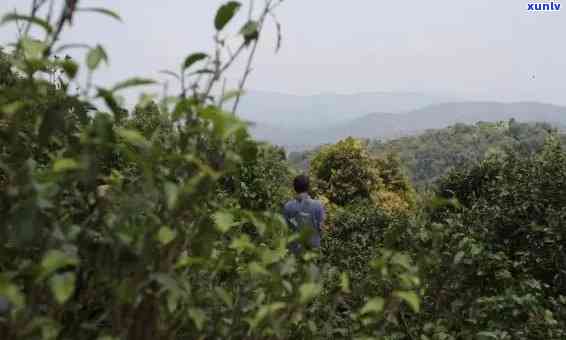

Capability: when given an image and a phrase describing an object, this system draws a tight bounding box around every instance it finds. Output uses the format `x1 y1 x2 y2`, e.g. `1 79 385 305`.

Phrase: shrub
411 137 566 339
310 137 415 216
0 2 421 339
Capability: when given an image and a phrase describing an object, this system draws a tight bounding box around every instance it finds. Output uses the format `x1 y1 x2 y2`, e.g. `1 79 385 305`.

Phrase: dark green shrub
0 2 420 340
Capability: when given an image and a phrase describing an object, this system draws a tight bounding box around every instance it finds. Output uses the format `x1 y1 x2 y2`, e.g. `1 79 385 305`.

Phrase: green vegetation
369 120 564 187
309 137 415 215
1 2 566 340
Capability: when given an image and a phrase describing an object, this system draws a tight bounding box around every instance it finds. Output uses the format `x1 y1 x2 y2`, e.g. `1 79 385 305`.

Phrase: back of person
283 175 325 253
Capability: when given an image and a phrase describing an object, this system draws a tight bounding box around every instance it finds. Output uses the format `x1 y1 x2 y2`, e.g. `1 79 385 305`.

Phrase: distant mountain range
246 100 566 151
235 90 458 129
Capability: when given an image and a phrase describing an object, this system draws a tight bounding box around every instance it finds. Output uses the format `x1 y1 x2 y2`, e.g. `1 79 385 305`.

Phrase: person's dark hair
293 174 310 194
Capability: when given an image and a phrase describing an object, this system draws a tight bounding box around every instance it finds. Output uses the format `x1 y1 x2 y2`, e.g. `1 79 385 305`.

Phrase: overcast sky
1 0 565 104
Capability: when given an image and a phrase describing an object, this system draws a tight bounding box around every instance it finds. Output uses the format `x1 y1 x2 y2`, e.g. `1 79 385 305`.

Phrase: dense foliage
0 2 420 339
415 138 566 339
311 137 566 339
2 2 566 340
369 120 564 187
309 137 415 216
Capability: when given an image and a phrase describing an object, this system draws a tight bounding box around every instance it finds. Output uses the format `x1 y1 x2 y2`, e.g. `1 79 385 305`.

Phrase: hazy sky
1 0 565 104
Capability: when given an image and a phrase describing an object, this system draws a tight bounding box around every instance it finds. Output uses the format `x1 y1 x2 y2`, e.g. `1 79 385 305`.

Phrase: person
0 296 10 314
283 174 325 254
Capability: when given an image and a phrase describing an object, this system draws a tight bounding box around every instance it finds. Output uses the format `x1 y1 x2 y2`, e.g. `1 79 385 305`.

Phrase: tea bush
3 2 566 340
408 138 566 339
309 137 415 216
0 2 420 339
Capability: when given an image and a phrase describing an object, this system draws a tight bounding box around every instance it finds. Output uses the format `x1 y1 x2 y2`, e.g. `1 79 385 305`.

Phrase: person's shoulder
309 198 324 209
284 199 296 211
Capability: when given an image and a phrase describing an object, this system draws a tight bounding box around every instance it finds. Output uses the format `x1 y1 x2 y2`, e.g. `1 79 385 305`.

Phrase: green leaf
182 53 208 71
215 1 241 31
27 318 61 339
49 273 76 304
188 308 207 331
164 182 179 210
1 101 24 115
151 273 180 294
1 13 53 33
54 43 91 54
77 7 122 22
240 20 259 43
60 59 79 79
159 70 180 81
454 250 465 265
86 45 108 71
199 106 246 139
0 278 25 308
213 211 237 233
21 38 46 60
247 302 286 330
191 69 215 75
393 291 420 313
248 262 270 276
41 250 79 279
115 128 151 149
157 226 176 246
97 88 123 117
175 253 205 269
260 247 285 265
53 158 80 173
360 297 385 315
112 78 156 92
339 272 351 293
299 283 321 304
166 290 181 313
214 287 233 307
230 234 254 253
391 252 412 269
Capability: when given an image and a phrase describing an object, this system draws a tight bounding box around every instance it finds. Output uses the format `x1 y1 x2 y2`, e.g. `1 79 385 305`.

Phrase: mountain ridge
249 101 566 151
234 90 458 129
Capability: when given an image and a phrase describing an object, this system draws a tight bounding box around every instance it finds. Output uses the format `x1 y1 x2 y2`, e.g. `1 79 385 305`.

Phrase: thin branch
225 43 235 60
163 81 169 100
186 0 284 111
218 77 227 109
24 0 48 36
190 59 212 99
180 67 187 99
268 10 282 52
200 38 222 102
231 38 259 116
13 9 25 40
46 0 78 57
220 43 246 74
231 0 278 115
46 0 56 26
268 0 285 13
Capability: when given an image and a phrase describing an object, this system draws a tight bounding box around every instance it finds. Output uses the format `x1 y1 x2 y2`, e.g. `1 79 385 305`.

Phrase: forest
1 1 566 340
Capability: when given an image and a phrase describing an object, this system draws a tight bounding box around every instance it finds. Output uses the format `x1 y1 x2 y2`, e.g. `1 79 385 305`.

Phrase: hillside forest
1 1 566 340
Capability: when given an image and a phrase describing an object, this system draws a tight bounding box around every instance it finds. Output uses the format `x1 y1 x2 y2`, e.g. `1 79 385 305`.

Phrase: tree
309 137 415 215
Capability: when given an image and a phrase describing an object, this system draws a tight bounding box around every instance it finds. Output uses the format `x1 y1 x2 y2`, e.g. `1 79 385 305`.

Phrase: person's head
293 174 310 194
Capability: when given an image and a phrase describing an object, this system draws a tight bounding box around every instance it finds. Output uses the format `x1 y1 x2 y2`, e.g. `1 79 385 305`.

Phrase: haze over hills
235 91 458 129
246 100 566 151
